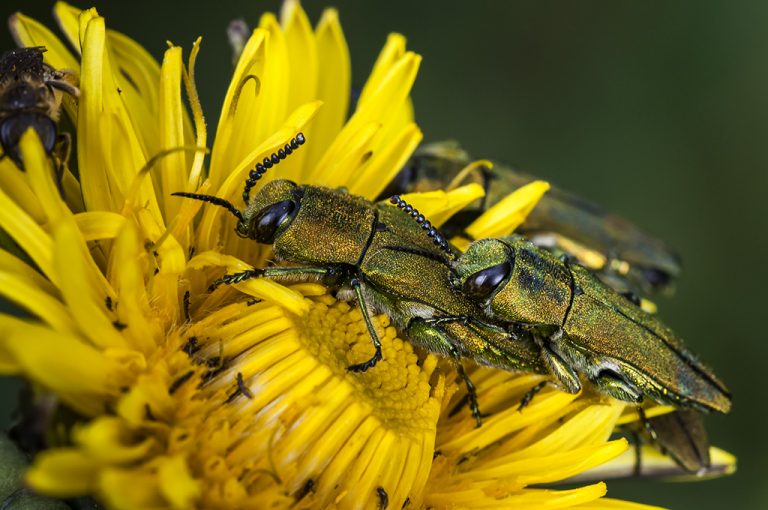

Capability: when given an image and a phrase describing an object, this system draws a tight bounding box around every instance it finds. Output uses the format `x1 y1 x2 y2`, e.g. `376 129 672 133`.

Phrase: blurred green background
1 1 766 508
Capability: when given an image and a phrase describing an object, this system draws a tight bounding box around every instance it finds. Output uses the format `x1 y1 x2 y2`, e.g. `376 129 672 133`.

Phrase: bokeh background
1 1 766 508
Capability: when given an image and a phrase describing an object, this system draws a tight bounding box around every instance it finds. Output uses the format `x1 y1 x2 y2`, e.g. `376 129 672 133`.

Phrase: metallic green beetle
385 142 682 296
173 135 545 424
451 235 731 415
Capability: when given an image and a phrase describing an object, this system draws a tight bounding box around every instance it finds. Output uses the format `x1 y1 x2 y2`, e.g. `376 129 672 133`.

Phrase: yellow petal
158 455 202 509
569 445 736 484
313 52 421 182
615 405 675 426
108 221 160 354
357 33 407 108
158 46 188 220
209 29 267 187
1 322 128 414
465 180 550 240
0 159 46 223
314 120 381 188
236 278 310 315
303 8 350 173
20 130 69 223
53 220 125 350
52 2 83 53
109 29 164 156
26 449 100 497
75 211 127 241
0 249 58 297
0 180 55 284
77 14 117 213
281 0 318 113
183 37 207 191
461 440 628 486
78 14 161 221
395 183 486 228
73 417 155 463
0 271 76 334
100 468 168 510
347 123 423 199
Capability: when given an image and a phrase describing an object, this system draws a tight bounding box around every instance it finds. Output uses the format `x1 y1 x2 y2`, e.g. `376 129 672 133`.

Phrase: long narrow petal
465 180 550 240
347 123 423 198
302 8 350 173
158 46 188 220
53 221 125 350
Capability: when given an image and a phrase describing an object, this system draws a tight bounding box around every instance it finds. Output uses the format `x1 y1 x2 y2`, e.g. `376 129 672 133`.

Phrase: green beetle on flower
451 234 731 414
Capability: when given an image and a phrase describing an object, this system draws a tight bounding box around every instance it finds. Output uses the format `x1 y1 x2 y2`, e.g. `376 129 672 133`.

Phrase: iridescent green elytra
451 235 731 415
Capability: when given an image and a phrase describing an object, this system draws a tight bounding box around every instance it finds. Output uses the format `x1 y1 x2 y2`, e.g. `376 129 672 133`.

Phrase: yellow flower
0 2 733 509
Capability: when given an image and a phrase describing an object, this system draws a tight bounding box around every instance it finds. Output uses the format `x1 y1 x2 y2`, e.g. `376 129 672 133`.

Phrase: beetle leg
537 329 581 395
211 269 262 289
591 369 643 403
636 407 658 443
539 347 581 394
346 278 383 373
453 356 482 427
517 381 548 411
630 428 643 476
210 266 330 290
406 317 483 426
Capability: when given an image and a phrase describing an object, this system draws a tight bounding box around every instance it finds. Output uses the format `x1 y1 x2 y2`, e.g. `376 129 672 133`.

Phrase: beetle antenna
171 192 244 222
242 133 306 205
389 195 454 258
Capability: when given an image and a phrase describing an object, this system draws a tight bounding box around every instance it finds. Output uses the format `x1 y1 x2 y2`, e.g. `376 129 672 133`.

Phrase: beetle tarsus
518 380 547 411
346 348 383 373
209 268 262 291
347 277 384 373
453 359 482 427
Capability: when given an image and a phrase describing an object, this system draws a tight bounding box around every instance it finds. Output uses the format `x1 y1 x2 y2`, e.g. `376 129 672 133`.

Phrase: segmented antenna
242 133 306 205
389 195 454 256
171 192 244 221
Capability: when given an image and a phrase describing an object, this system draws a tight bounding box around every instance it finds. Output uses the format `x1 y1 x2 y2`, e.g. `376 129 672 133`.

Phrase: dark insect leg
637 407 658 443
535 329 581 395
376 487 389 510
406 317 484 425
183 290 191 321
631 429 643 477
346 278 383 373
210 266 329 291
453 355 482 427
210 268 262 290
518 380 548 411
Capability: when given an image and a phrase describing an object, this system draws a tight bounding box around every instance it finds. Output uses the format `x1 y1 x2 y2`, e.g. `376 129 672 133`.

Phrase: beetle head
452 238 513 304
238 179 301 243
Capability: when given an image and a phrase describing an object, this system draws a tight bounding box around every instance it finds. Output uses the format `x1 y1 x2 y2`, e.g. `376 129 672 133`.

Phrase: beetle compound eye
251 200 296 243
463 262 511 301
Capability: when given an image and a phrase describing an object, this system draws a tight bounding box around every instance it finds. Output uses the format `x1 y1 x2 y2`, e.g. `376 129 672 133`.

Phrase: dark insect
0 46 78 176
